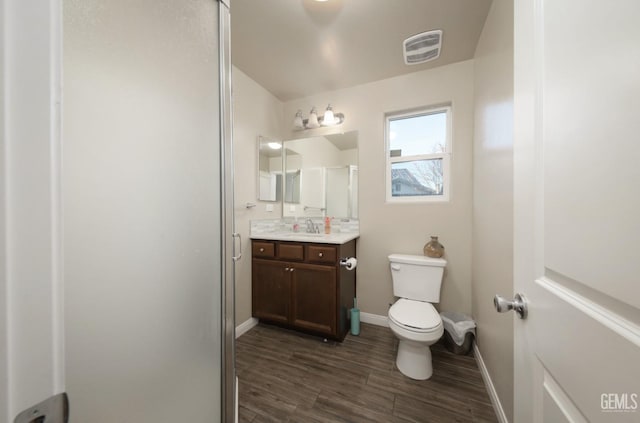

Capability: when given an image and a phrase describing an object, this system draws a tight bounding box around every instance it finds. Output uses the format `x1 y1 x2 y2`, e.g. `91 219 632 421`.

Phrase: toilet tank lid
388 254 447 267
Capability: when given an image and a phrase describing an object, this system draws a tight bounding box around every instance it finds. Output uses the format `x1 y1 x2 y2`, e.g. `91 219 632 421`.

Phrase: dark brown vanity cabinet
290 262 337 334
251 259 290 324
251 239 356 341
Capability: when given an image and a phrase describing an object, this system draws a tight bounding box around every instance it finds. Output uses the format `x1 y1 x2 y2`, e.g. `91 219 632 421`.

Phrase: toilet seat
389 298 442 333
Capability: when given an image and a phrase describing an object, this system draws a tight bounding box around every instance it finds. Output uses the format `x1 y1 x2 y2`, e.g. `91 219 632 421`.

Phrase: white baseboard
359 312 389 327
235 317 258 339
473 344 509 423
236 314 387 336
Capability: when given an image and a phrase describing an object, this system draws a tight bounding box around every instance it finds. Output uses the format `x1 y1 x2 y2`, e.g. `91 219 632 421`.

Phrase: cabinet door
252 259 290 324
290 263 337 336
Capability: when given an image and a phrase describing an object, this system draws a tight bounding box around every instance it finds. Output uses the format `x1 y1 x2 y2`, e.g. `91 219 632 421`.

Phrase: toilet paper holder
339 257 357 270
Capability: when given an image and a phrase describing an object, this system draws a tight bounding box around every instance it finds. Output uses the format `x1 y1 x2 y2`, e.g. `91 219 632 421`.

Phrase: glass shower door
62 0 231 421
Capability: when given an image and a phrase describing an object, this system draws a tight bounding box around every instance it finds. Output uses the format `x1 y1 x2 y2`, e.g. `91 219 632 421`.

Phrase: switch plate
265 204 274 212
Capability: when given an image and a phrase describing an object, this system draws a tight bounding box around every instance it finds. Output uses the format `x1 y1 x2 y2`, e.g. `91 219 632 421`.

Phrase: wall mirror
282 131 358 219
283 149 301 204
257 136 283 202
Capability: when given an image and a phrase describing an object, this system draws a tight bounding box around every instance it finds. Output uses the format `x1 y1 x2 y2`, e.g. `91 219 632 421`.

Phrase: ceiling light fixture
293 104 345 131
267 142 282 150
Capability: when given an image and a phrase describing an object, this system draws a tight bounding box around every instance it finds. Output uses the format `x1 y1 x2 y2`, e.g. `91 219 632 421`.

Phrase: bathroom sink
283 233 325 238
250 231 359 245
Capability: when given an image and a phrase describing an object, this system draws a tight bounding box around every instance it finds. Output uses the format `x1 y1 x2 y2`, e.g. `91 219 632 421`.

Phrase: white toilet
388 254 446 380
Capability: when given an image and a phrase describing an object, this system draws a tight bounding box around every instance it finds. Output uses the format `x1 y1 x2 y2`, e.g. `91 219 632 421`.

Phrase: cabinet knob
259 247 265 252
318 252 323 257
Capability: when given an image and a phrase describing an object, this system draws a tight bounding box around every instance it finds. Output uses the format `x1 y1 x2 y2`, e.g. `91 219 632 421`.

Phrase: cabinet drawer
252 241 275 258
279 243 304 261
307 245 337 264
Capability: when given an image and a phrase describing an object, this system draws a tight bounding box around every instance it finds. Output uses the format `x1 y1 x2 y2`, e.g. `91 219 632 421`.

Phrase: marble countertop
249 231 359 245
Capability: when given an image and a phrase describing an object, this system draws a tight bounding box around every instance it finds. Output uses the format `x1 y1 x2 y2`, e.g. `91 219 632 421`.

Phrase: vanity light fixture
322 104 336 126
293 110 304 130
292 104 345 131
307 107 320 129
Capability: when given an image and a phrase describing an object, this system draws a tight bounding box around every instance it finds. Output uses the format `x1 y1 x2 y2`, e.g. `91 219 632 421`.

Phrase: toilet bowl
388 298 444 380
388 254 447 380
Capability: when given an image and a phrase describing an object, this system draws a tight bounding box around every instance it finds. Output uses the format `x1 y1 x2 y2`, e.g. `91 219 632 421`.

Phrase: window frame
384 105 452 203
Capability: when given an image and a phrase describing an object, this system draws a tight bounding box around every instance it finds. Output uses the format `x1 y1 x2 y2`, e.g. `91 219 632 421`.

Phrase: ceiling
325 131 357 151
231 0 492 102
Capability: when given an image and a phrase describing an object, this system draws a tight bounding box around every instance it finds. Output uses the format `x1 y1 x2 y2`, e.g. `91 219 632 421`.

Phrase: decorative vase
423 236 444 258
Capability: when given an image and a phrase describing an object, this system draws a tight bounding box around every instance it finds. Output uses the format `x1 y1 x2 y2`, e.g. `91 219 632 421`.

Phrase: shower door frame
219 0 237 422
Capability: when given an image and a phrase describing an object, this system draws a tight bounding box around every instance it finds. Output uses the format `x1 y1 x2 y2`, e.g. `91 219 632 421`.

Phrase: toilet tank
388 254 446 303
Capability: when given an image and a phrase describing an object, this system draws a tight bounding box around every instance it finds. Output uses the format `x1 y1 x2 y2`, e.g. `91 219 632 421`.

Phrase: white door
1 0 235 422
513 0 640 422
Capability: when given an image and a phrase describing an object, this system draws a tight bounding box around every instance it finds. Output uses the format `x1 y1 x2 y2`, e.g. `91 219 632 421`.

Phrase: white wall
472 0 514 420
339 149 357 166
232 67 284 324
283 60 475 316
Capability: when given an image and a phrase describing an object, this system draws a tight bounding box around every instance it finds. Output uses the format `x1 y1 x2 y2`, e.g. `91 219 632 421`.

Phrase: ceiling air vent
403 30 442 65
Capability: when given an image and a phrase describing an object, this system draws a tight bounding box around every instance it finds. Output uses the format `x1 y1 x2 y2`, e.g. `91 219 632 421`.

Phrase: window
385 106 451 202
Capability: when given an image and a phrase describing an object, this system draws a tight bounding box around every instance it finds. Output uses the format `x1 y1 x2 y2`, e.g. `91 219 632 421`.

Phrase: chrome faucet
305 218 320 233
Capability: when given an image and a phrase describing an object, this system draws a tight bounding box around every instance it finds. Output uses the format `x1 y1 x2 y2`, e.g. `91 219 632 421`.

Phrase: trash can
440 311 476 355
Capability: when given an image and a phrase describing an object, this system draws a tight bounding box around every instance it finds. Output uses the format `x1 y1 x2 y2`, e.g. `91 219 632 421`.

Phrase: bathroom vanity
251 130 359 341
250 234 357 341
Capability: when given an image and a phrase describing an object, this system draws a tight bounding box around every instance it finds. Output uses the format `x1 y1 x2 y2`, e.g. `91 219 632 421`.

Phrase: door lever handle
494 293 528 319
14 392 69 423
232 232 242 262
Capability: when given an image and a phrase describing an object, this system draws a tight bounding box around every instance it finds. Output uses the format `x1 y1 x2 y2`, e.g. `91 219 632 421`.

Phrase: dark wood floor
236 322 498 423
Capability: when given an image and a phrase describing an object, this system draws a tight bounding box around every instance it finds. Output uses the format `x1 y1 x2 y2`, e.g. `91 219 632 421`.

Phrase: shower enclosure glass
63 0 233 421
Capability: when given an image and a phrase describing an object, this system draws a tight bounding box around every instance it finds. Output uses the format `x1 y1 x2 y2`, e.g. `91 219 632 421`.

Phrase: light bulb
306 107 320 129
322 104 336 126
293 109 304 130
